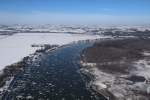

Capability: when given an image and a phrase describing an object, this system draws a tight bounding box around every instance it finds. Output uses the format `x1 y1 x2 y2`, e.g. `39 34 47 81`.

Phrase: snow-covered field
0 35 9 39
0 33 105 71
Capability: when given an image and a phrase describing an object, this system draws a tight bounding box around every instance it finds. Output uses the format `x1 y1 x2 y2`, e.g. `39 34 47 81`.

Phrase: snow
131 59 150 78
90 67 129 99
143 52 150 56
94 82 107 89
147 86 150 94
0 33 107 71
0 35 8 39
82 63 97 67
0 77 14 93
81 62 150 99
0 70 3 75
130 58 150 95
1 24 150 35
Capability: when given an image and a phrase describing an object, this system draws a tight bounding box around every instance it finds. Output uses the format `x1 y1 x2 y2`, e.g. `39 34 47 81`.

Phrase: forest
82 38 150 74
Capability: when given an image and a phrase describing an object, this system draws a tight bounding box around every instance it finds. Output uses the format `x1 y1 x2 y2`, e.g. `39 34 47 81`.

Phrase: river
6 42 107 100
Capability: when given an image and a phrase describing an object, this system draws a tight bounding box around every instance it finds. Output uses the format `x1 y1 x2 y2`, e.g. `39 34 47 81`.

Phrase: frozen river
6 42 107 100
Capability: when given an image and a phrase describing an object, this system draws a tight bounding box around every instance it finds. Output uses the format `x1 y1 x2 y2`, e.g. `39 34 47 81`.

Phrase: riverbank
6 41 108 100
79 61 119 100
0 44 61 100
79 60 150 100
0 34 111 99
80 38 150 100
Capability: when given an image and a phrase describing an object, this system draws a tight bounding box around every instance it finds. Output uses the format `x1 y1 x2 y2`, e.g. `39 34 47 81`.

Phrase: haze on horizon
0 0 150 25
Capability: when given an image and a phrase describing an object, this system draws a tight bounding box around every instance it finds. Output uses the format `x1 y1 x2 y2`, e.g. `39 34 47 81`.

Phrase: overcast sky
0 0 150 25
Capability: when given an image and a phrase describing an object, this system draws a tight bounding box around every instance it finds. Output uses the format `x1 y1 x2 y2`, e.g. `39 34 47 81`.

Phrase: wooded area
82 38 150 74
0 56 29 87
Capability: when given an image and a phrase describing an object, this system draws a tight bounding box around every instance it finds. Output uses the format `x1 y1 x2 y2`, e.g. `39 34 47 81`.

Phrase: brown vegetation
0 44 59 88
0 56 29 87
82 38 150 74
33 44 58 53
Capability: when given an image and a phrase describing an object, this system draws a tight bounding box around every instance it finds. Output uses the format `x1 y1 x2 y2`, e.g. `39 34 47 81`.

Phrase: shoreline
78 60 118 100
0 44 62 99
1 39 146 100
79 55 150 100
79 38 150 100
0 38 109 99
79 59 148 100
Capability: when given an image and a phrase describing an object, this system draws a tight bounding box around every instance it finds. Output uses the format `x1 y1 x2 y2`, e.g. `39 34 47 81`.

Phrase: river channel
7 42 107 100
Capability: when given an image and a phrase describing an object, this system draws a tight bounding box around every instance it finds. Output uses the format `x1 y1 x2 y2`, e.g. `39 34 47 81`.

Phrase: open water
7 42 107 100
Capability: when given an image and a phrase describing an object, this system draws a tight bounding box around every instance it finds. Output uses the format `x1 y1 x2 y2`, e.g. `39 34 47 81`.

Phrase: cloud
0 12 149 25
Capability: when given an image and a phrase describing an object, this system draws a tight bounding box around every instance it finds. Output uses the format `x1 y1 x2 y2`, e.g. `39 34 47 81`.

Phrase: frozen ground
0 35 9 39
80 55 150 100
0 33 106 71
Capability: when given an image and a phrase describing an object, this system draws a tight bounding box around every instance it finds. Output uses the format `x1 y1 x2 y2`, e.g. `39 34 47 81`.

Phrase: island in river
80 38 150 100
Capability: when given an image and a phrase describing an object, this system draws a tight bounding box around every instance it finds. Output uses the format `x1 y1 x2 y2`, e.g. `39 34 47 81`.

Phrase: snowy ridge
0 25 150 34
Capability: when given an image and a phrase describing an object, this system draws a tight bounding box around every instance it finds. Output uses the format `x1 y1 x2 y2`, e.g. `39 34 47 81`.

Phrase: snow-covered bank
79 38 150 100
0 33 108 99
80 62 150 100
0 33 108 71
79 59 150 100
